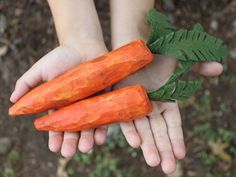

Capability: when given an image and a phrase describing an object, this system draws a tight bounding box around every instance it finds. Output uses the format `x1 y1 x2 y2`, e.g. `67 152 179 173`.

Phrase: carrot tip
9 106 16 116
34 119 50 131
9 106 23 116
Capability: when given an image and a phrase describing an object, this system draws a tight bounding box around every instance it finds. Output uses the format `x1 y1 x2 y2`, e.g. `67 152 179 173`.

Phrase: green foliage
197 151 216 168
167 61 195 84
146 8 175 45
149 80 200 101
193 23 204 31
90 153 122 177
72 151 123 177
193 123 215 140
69 133 136 177
67 167 75 176
8 150 20 163
107 132 127 150
150 61 198 101
74 151 93 165
193 122 236 143
146 9 228 102
3 168 14 177
149 29 227 62
193 122 236 176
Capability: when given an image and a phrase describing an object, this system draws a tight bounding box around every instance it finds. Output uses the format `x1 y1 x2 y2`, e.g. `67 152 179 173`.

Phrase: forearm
47 0 105 47
110 0 155 49
111 0 177 85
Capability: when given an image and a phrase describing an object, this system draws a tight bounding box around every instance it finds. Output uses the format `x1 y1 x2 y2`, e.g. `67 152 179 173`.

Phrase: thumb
192 61 223 77
10 62 43 103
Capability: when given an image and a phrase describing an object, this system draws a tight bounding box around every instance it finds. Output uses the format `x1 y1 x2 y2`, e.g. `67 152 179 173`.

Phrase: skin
9 40 153 116
10 0 108 157
110 0 223 174
10 0 223 174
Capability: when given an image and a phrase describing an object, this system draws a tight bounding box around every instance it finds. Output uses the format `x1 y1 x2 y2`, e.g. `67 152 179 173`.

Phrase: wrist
111 0 154 49
112 23 149 49
60 37 107 54
60 32 106 50
48 0 105 48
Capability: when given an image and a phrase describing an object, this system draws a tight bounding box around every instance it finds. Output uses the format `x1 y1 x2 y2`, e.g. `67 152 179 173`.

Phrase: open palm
10 44 108 157
115 55 223 174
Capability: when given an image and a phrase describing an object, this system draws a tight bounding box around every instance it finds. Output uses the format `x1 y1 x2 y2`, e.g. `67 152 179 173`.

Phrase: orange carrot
9 40 153 116
34 85 152 132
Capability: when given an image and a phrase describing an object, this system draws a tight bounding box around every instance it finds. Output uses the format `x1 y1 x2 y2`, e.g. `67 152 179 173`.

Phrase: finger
48 131 63 153
61 132 79 158
120 121 141 148
149 105 176 174
10 47 69 103
192 62 223 77
162 103 186 160
10 64 42 103
78 129 94 153
94 126 108 145
134 117 160 167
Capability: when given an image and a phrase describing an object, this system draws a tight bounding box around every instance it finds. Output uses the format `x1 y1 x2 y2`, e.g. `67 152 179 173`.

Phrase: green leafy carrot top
146 9 228 102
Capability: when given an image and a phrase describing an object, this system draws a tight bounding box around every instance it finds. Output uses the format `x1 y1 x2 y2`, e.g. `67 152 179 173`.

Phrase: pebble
211 20 219 31
0 137 12 155
0 45 8 57
14 8 23 16
233 20 236 28
163 0 175 11
230 49 236 60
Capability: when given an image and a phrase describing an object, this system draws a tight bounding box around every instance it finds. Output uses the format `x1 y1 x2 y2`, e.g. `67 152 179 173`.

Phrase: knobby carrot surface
9 40 153 116
34 85 152 132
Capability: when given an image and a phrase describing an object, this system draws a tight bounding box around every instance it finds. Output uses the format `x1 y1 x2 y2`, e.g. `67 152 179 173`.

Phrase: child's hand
111 0 223 173
115 55 222 173
10 42 108 157
10 0 109 158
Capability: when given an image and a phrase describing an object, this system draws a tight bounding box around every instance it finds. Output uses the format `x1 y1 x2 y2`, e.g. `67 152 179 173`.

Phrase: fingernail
10 91 16 102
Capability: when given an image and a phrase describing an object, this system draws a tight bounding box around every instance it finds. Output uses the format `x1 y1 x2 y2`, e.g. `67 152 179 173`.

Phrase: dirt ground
0 0 236 177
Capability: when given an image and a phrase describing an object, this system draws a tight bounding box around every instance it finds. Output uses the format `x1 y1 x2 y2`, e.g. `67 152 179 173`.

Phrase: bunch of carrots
9 9 227 132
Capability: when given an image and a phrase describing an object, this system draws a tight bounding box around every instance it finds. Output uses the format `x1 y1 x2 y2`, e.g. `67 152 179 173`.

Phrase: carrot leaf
149 29 228 62
148 80 201 102
147 8 175 46
146 9 228 102
193 23 204 32
166 61 194 84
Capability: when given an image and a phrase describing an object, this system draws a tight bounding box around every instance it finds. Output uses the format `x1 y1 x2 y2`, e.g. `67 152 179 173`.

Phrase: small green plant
3 168 14 177
194 123 236 144
72 151 123 177
69 132 137 177
193 122 236 175
67 167 75 176
197 151 216 168
8 150 20 163
193 123 215 140
74 151 93 165
91 153 122 177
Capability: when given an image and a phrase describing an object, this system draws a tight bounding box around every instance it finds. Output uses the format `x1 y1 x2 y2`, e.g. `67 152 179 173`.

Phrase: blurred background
0 0 236 177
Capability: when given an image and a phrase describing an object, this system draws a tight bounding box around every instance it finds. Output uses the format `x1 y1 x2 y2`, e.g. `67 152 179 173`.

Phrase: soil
0 0 236 177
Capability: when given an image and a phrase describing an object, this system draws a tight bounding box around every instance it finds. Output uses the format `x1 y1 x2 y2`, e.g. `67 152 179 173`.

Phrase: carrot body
9 40 153 116
34 85 152 132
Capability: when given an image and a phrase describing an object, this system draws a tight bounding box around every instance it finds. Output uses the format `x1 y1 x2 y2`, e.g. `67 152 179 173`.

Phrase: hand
110 0 223 173
10 41 108 157
115 55 223 174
